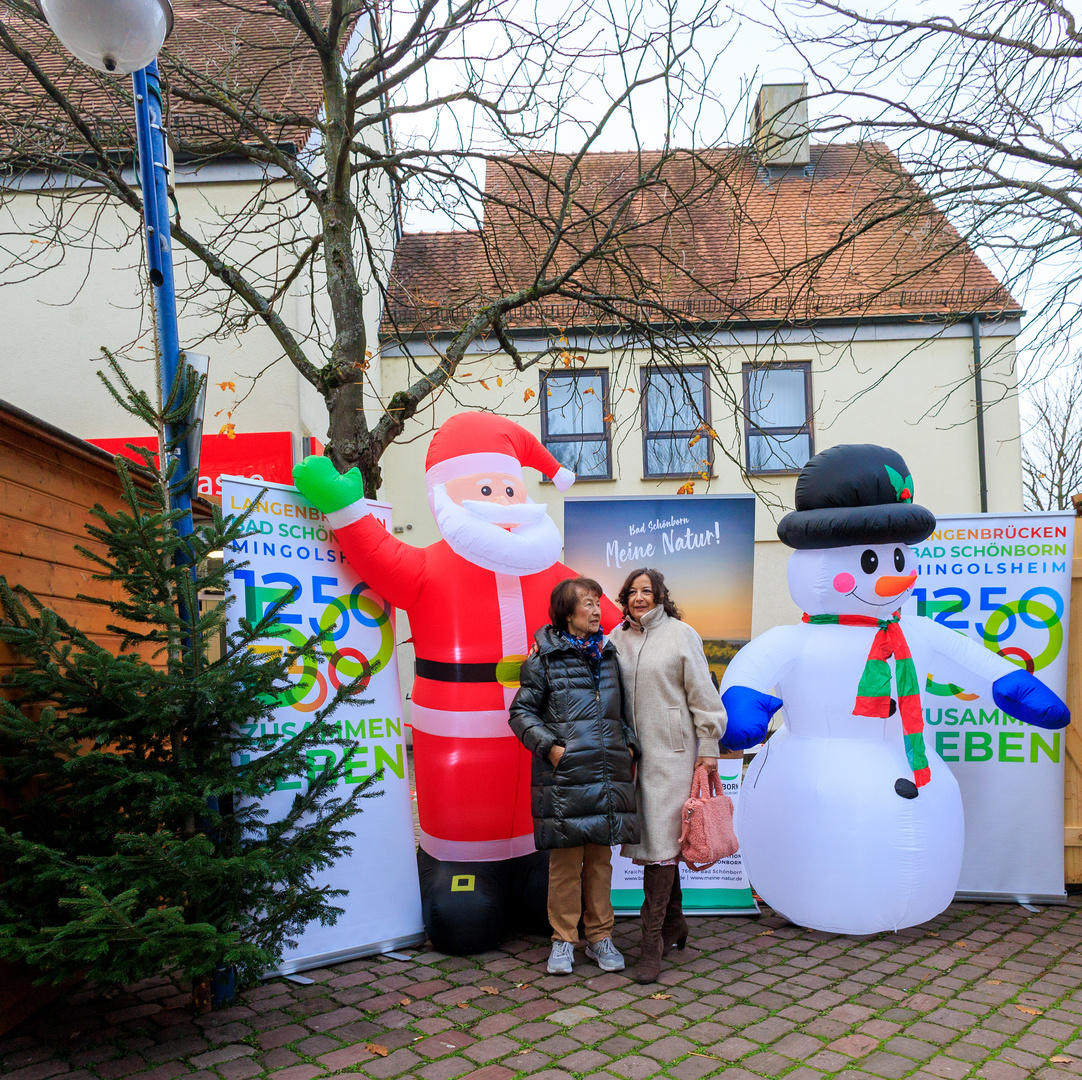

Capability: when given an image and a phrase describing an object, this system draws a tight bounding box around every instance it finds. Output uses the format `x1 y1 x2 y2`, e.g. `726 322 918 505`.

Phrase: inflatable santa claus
293 413 620 952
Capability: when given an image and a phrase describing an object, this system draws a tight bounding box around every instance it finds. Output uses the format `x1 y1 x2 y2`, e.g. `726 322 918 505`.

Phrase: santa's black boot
417 848 511 954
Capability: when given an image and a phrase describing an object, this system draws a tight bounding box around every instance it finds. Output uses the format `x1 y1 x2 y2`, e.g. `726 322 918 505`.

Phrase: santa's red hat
425 412 576 493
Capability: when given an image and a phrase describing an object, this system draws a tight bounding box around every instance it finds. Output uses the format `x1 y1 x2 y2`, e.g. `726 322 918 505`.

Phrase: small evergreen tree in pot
0 360 375 1004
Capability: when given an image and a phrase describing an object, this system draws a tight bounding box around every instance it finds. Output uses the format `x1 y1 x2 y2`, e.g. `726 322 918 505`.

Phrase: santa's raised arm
294 413 621 953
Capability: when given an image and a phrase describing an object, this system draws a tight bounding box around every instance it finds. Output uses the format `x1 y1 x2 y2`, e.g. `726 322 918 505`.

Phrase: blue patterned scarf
560 629 605 680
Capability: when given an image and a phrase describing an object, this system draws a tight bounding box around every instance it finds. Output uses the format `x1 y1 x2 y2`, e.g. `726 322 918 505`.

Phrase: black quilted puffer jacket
508 626 640 850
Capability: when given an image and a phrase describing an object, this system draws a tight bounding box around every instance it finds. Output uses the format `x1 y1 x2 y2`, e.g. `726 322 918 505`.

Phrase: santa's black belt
415 658 499 682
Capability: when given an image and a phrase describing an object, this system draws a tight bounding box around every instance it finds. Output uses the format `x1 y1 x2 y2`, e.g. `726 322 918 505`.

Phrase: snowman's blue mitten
721 686 784 750
992 669 1070 730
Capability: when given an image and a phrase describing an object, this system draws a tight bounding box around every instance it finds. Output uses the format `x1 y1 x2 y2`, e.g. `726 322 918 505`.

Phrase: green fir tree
0 356 375 999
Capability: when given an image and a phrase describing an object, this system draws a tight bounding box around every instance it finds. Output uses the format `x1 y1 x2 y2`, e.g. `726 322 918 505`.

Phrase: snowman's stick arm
912 616 1070 731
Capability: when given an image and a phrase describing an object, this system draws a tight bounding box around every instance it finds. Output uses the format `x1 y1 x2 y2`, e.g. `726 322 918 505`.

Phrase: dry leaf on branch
365 1044 389 1057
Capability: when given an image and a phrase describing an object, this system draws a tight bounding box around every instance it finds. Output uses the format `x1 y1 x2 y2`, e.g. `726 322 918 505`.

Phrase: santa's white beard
431 484 563 576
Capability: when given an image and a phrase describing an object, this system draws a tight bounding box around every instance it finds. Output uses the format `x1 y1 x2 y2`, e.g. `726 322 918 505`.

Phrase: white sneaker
547 940 575 975
586 937 625 972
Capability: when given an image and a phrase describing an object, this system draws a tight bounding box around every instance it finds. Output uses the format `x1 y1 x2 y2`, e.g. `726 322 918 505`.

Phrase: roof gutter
381 307 1026 344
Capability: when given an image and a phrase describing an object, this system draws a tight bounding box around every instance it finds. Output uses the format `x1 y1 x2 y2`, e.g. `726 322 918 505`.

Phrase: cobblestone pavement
5 899 1082 1080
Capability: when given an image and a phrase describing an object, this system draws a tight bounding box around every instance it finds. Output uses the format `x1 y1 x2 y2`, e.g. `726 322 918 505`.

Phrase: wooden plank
1065 519 1082 882
0 440 132 510
0 516 112 573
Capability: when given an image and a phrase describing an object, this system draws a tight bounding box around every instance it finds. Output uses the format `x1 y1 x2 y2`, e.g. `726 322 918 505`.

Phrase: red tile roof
383 145 1018 336
0 1 332 157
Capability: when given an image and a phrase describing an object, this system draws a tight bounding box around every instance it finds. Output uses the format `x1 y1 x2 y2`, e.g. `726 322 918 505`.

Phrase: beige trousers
547 844 615 943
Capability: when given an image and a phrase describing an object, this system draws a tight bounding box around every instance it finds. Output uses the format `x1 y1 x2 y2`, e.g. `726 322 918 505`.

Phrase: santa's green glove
293 455 365 513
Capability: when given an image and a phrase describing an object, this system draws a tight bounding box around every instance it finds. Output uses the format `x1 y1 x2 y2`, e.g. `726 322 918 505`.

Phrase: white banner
222 476 424 972
904 511 1074 902
610 756 758 914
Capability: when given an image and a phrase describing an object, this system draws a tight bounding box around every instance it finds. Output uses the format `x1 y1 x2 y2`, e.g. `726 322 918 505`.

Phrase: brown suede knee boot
661 869 689 956
637 864 676 984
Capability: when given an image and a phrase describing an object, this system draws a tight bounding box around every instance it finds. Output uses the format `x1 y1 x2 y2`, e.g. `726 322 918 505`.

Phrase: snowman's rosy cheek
833 572 856 593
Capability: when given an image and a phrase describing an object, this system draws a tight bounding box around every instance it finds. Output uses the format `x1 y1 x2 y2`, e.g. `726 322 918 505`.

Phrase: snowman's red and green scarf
801 610 930 789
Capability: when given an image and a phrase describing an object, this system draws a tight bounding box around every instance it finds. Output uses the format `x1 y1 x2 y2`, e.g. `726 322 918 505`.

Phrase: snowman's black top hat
777 444 936 549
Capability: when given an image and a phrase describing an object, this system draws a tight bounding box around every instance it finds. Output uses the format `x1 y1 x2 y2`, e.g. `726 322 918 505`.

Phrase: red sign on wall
89 431 295 499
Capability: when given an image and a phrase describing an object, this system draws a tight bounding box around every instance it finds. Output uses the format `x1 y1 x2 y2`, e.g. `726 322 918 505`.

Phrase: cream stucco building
377 121 1023 649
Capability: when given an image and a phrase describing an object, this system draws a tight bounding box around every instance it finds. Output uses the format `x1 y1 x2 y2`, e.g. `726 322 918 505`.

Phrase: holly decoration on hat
884 464 914 503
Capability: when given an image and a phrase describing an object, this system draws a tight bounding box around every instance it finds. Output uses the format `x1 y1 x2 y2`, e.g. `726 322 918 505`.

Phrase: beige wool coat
610 605 727 862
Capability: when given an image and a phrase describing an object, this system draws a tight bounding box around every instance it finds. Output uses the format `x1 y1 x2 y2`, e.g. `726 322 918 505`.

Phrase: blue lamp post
34 0 193 535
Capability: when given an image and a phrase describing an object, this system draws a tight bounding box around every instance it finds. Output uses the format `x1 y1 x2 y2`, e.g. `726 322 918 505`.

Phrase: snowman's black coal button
888 698 897 716
895 778 919 799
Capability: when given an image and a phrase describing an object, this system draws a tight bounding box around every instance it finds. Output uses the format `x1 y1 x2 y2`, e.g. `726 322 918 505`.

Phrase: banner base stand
615 906 760 917
267 931 428 977
954 890 1068 905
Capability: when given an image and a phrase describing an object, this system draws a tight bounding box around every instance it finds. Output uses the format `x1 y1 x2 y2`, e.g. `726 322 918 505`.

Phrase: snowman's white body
723 544 1018 935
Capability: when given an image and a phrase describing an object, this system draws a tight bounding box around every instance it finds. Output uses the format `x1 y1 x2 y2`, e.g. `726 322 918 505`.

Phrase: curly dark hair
616 567 681 621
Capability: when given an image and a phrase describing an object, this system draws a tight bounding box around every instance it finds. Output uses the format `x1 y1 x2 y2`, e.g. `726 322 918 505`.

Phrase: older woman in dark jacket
509 576 639 976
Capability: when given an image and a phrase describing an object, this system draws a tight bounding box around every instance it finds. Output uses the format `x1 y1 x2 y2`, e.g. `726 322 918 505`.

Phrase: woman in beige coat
609 567 726 983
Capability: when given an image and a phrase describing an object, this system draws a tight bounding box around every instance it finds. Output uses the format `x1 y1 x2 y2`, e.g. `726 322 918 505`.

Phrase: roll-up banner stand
222 476 425 972
904 511 1074 903
563 494 759 915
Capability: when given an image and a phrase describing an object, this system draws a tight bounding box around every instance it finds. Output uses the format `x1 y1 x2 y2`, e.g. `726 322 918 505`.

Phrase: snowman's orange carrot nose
875 572 918 596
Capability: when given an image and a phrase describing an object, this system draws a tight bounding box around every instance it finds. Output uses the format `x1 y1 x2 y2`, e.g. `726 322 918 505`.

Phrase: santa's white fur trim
425 452 523 490
326 500 372 531
552 466 576 491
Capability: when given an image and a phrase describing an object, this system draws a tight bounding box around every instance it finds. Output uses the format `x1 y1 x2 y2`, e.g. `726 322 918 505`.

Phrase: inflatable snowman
720 445 1069 935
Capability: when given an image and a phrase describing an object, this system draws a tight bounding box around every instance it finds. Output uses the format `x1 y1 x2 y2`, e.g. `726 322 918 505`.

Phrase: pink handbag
678 763 739 871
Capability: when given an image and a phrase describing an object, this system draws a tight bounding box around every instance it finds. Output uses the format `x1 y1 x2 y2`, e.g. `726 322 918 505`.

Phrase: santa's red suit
324 414 620 862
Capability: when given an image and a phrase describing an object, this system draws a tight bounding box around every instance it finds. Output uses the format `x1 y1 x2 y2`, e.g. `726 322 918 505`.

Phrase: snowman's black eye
481 485 492 496
505 486 515 498
860 549 879 574
894 548 905 572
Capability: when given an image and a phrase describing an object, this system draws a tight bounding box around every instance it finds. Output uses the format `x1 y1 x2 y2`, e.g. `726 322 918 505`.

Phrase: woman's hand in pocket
548 745 565 768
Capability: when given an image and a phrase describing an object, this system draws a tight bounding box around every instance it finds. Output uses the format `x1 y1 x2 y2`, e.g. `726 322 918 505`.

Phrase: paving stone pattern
5 900 1082 1080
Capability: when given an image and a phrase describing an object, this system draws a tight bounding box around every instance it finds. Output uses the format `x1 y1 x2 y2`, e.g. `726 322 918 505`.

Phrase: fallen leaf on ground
517 1049 531 1055
479 986 499 995
954 941 968 948
365 1044 389 1057
1015 1004 1042 1015
1051 1055 1074 1063
456 1002 468 1008
925 931 940 937
400 998 411 1006
649 993 672 999
757 929 775 937
690 1052 723 1060
987 979 1002 984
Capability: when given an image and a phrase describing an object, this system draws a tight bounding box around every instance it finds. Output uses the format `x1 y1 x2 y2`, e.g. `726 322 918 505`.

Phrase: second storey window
743 362 813 473
642 366 713 478
540 369 612 479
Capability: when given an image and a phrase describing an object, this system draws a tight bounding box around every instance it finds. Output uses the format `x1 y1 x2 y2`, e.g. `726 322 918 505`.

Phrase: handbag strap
691 762 723 799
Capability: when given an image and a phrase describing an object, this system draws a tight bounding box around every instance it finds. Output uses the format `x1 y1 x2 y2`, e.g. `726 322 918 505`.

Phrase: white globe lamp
35 0 173 74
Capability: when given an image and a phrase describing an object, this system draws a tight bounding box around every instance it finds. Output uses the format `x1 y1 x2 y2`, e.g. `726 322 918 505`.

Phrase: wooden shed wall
0 406 157 1034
